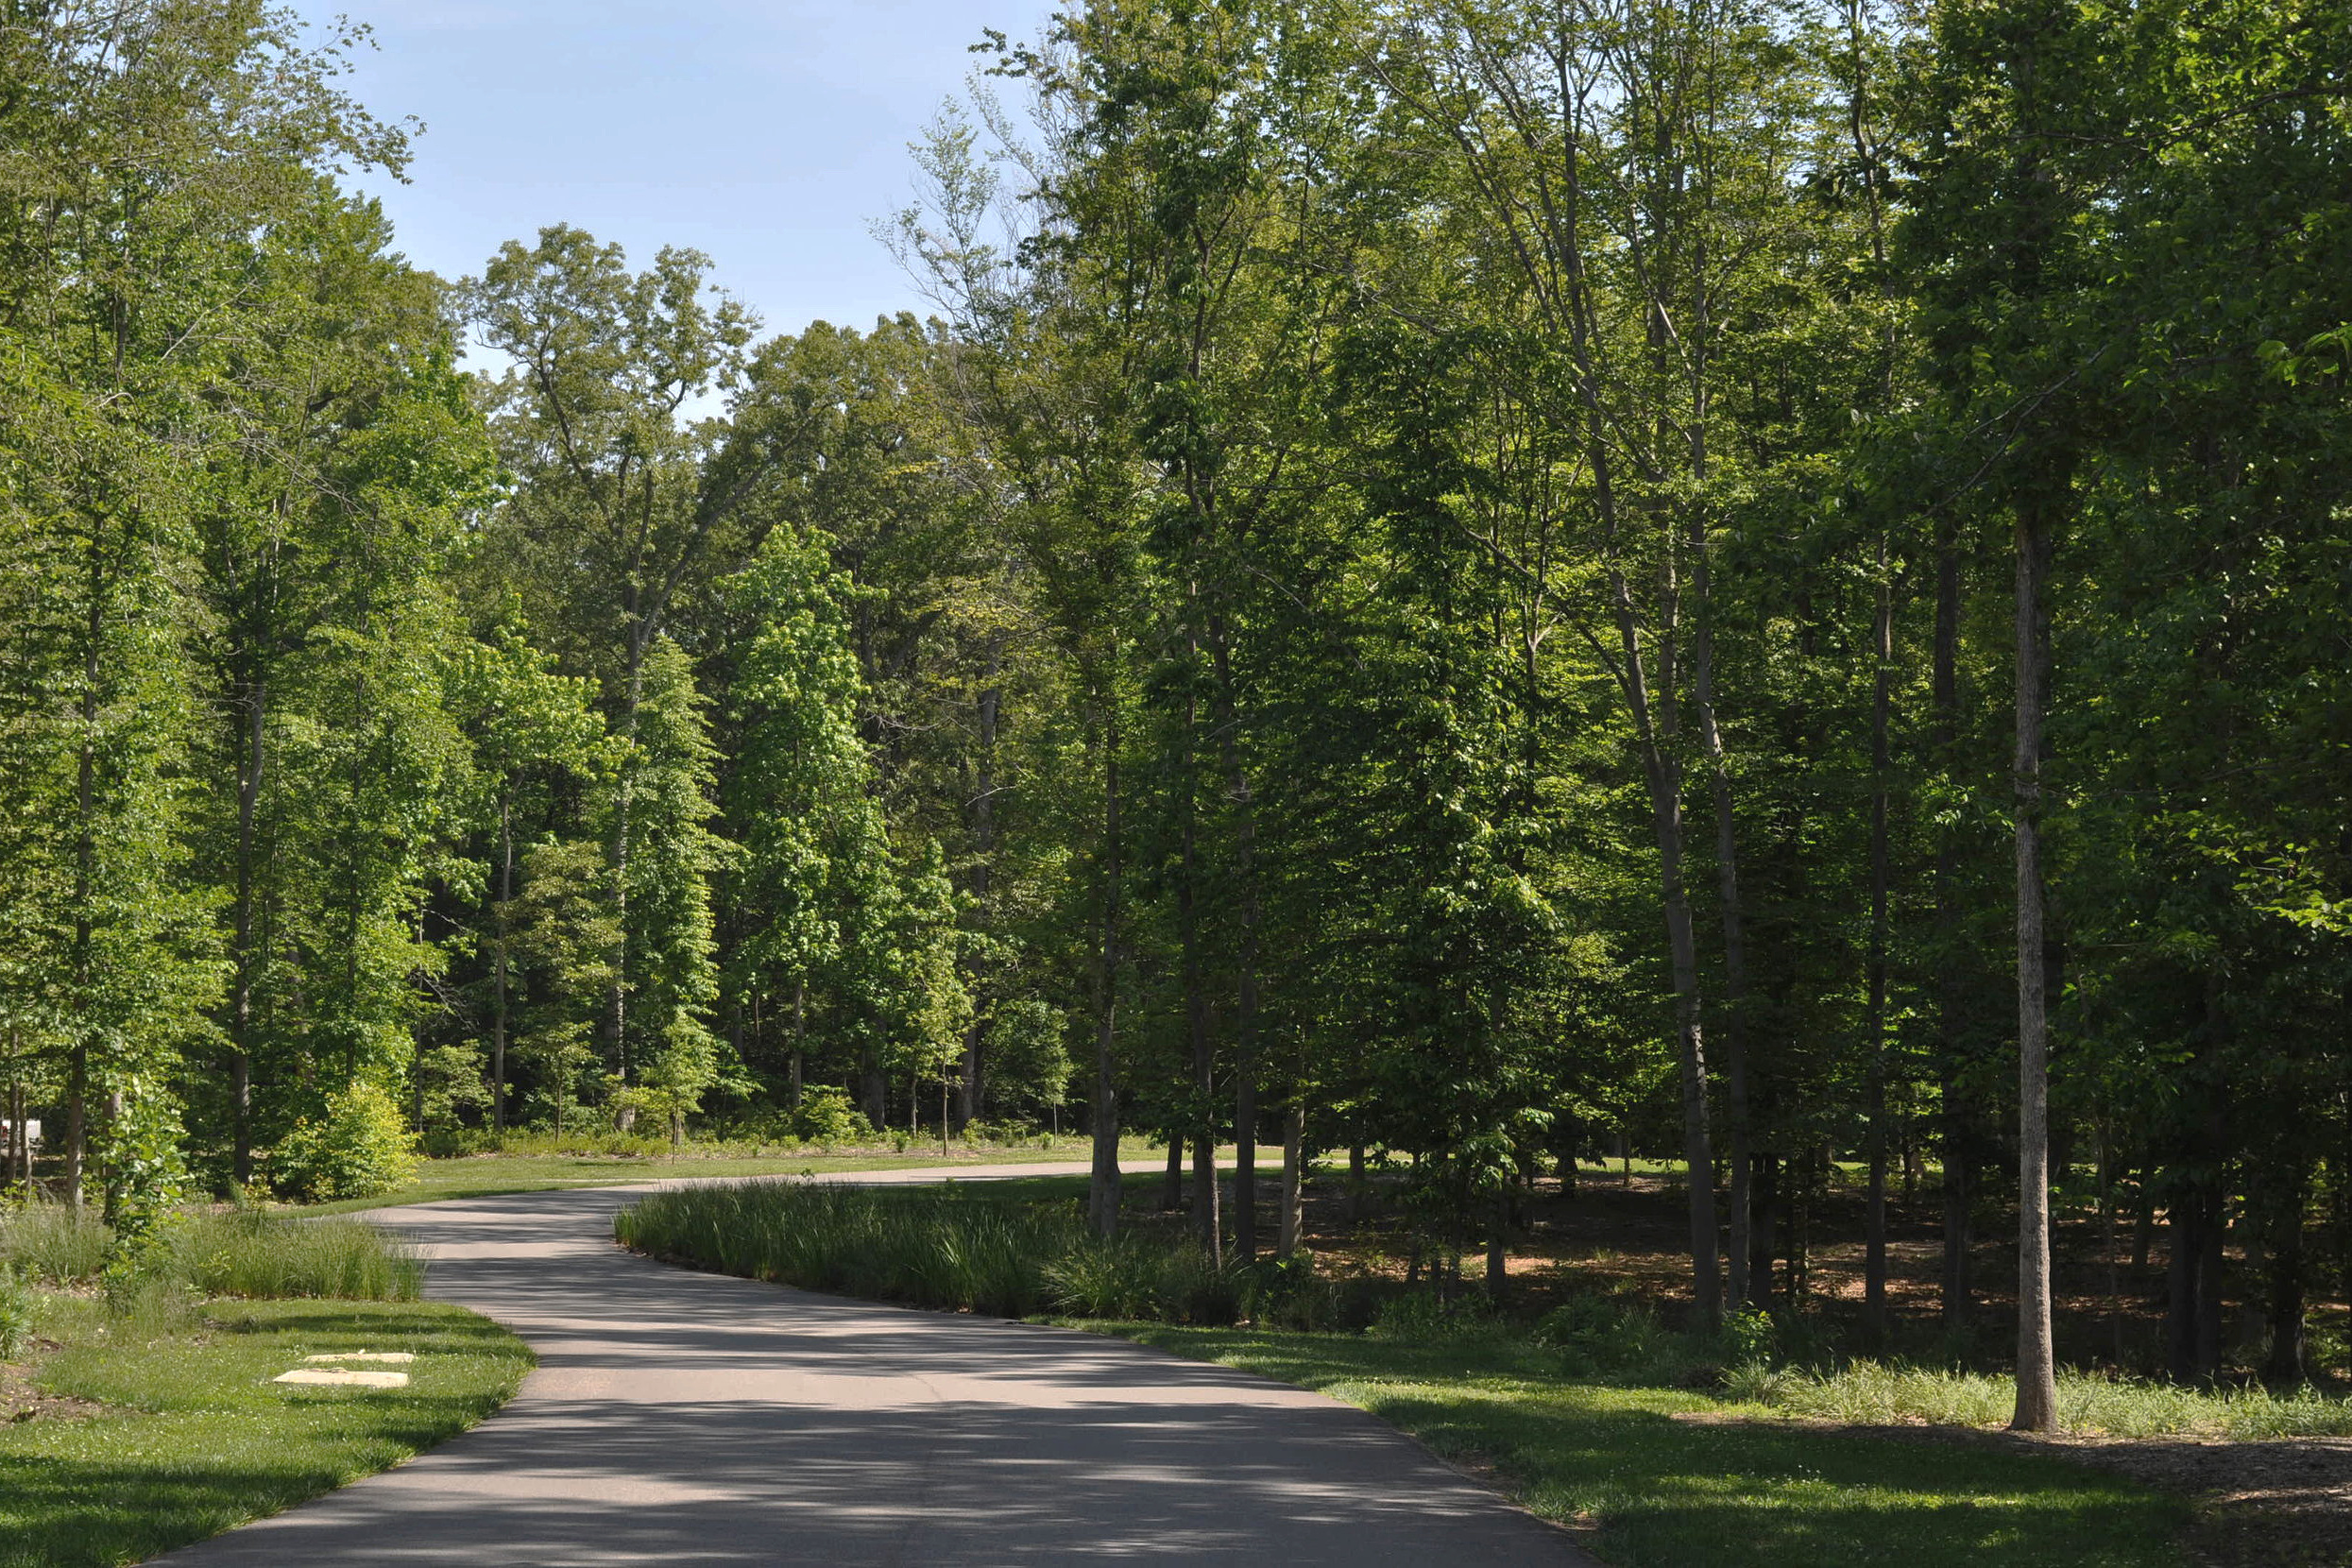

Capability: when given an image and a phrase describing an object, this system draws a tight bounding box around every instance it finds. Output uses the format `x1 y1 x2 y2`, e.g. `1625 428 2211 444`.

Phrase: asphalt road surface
160 1164 1588 1566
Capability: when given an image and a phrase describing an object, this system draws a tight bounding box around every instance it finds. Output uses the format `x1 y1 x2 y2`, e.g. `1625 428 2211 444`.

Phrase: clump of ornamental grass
0 1202 111 1285
1737 1358 2352 1440
172 1208 423 1300
0 1202 419 1301
615 1182 1253 1323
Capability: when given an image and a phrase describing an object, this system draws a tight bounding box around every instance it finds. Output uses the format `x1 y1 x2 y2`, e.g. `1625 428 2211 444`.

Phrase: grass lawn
0 1293 533 1568
298 1137 1274 1215
1080 1322 2190 1568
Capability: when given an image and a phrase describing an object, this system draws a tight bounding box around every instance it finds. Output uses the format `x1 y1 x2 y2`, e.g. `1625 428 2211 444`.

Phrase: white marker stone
303 1352 417 1365
275 1368 411 1389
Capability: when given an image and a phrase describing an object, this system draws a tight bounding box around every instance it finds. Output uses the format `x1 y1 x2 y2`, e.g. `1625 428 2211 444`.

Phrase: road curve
160 1164 1588 1566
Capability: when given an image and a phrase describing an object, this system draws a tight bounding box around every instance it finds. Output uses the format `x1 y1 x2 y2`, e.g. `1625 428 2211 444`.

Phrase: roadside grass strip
0 1296 531 1568
1081 1322 2190 1568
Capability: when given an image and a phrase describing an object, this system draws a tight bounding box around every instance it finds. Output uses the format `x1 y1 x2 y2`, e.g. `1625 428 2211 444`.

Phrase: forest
1 0 2345 1435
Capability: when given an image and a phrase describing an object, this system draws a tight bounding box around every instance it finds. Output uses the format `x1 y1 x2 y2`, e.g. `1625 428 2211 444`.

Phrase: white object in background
274 1367 410 1389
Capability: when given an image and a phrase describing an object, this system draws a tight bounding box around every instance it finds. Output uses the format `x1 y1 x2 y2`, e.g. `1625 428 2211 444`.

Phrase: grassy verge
293 1135 1203 1216
614 1176 1266 1320
0 1204 531 1566
0 1292 531 1567
1729 1358 2352 1440
1079 1321 2188 1568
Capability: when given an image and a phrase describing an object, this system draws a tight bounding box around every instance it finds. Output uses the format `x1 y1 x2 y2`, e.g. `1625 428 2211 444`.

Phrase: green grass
614 1177 1262 1321
1731 1358 2352 1440
1080 1321 2189 1568
0 1206 423 1299
0 1293 532 1568
292 1134 1196 1215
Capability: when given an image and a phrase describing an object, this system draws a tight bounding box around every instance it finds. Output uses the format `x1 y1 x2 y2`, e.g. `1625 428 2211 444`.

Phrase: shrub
270 1084 419 1202
1373 1287 1511 1344
1041 1238 1155 1318
790 1086 873 1144
1240 1252 1335 1330
1534 1292 1679 1379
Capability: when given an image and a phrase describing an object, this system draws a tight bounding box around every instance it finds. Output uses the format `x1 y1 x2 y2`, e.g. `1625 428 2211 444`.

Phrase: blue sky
293 2 1057 339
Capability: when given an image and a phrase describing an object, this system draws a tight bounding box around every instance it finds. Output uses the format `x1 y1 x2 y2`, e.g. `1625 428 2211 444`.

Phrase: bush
1240 1252 1335 1330
790 1086 873 1145
1373 1287 1513 1345
1534 1292 1680 1379
270 1084 419 1202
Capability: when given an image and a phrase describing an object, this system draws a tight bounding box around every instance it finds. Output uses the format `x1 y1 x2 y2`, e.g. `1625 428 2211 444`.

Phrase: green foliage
0 1203 418 1301
0 1267 32 1360
0 1203 111 1286
786 1086 875 1144
614 1182 1249 1324
268 1085 419 1202
171 1211 423 1302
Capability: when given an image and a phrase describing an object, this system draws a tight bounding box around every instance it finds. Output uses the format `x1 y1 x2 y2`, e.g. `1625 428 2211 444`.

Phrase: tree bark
1865 536 1894 1335
1686 503 1753 1311
1279 1101 1304 1257
2011 500 2059 1432
1178 651 1219 1256
959 669 1001 1130
1087 718 1124 1238
1206 623 1260 1263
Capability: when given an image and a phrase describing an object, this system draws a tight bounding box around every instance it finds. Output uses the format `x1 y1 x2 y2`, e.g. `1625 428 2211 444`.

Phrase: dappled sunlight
163 1186 1580 1566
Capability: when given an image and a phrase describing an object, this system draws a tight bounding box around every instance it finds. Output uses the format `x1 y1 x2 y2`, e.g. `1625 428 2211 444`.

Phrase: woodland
1 0 2347 1437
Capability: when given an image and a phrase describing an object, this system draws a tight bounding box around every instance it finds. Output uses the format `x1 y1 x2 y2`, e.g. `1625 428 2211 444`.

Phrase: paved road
162 1164 1586 1566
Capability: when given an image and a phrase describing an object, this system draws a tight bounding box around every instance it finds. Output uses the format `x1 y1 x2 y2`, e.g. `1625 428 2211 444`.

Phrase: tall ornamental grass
615 1182 1248 1323
0 1203 421 1300
1726 1358 2352 1440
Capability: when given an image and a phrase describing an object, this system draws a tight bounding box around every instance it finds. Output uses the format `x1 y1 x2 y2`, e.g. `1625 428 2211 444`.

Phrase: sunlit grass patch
0 1293 531 1568
1740 1359 2352 1440
1082 1322 2188 1568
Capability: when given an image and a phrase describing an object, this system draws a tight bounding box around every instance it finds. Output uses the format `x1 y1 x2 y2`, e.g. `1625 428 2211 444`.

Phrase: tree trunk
1932 522 1974 1331
1162 1134 1185 1211
1207 624 1260 1263
1279 1101 1304 1257
959 671 1001 1131
2011 501 2059 1432
1748 1151 1779 1303
1865 537 1894 1335
2261 1168 2309 1385
490 795 513 1133
63 1046 86 1208
1178 660 1219 1256
791 982 805 1109
230 673 267 1182
1689 517 1754 1311
605 644 648 1099
1087 724 1124 1237
1610 560 1721 1326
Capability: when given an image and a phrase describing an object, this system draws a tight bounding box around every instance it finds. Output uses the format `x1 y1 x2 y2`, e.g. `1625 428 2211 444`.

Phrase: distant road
159 1163 1586 1566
